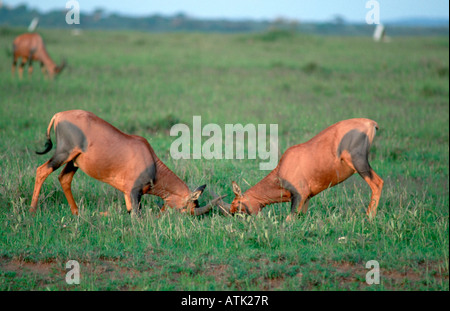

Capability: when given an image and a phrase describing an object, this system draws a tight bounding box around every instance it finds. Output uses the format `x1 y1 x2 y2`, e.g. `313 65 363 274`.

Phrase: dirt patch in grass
1 259 60 276
203 263 229 283
1 256 447 290
0 257 65 289
0 256 142 290
331 260 448 290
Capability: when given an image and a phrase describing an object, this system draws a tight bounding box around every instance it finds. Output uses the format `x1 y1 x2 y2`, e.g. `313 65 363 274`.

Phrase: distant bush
152 114 182 132
256 29 295 42
302 62 320 74
421 83 446 97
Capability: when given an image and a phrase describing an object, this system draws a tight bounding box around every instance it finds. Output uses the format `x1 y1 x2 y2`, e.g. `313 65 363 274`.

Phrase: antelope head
206 182 255 216
55 58 67 75
229 181 256 214
163 184 228 216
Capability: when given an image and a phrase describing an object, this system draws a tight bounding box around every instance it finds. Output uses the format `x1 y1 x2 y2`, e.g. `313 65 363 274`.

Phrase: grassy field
0 27 448 291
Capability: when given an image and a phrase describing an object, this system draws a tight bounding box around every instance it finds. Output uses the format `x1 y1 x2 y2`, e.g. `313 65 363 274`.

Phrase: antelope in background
31 110 224 216
12 33 66 79
219 119 384 220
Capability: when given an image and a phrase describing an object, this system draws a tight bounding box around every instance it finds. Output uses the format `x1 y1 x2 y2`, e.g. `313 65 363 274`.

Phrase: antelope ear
232 181 242 197
190 184 207 201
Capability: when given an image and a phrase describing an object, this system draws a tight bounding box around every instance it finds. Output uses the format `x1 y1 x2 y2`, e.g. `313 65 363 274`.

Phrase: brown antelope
12 33 66 79
31 110 224 216
220 118 384 220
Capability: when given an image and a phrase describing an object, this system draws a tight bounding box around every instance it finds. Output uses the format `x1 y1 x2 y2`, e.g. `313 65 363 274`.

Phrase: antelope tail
35 114 57 155
366 120 379 146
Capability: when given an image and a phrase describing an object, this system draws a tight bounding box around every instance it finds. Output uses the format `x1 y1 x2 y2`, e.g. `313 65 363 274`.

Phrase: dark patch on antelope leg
130 188 143 214
46 121 87 169
290 193 302 214
337 129 373 179
47 152 70 170
279 178 302 214
27 50 34 66
132 164 156 193
129 164 157 213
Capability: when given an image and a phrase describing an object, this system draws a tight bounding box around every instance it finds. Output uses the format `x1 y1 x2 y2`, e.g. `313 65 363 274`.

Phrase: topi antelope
31 110 224 216
220 118 383 220
12 33 66 79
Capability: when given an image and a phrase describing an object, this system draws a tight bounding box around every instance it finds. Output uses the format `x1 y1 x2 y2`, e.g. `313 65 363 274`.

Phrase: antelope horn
208 189 232 216
193 194 228 216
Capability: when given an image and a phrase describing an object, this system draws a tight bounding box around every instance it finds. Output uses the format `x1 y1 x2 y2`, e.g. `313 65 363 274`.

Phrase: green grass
0 28 448 290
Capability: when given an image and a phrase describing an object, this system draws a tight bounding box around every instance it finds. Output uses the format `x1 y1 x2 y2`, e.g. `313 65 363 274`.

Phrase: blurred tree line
0 3 448 36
